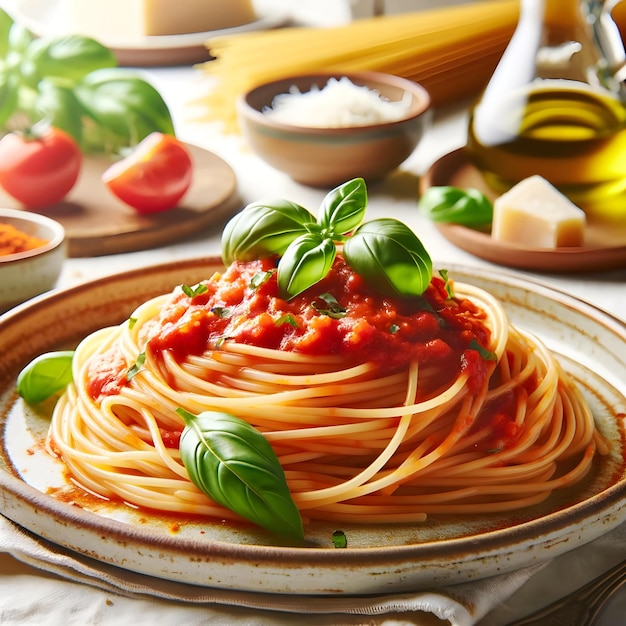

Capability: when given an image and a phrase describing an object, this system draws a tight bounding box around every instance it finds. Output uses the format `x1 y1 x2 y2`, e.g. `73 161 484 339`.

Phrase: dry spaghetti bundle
195 0 519 132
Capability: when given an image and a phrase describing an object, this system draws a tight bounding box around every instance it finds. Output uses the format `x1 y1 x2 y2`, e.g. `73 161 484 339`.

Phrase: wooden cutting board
0 143 240 257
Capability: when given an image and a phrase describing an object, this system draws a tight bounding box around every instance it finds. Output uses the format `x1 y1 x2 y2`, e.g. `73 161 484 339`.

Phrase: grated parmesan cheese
262 77 413 128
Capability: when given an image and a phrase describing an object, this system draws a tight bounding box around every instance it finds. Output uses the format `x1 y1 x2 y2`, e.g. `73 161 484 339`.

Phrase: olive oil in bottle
467 0 626 219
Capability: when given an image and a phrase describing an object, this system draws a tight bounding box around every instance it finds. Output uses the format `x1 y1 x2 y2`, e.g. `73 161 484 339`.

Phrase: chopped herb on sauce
311 292 346 319
469 339 497 361
126 352 146 380
275 313 298 328
250 270 273 290
211 306 232 319
182 283 208 298
215 336 230 349
439 269 454 299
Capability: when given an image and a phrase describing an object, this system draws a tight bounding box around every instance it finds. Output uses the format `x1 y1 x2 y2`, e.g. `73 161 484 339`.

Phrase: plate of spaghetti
0 179 625 595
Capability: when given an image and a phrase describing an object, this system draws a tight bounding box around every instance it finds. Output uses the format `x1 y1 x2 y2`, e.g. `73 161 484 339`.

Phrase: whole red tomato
102 132 193 214
0 127 82 208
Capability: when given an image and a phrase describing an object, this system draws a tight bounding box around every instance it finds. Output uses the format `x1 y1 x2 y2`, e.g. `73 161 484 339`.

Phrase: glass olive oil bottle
467 0 626 219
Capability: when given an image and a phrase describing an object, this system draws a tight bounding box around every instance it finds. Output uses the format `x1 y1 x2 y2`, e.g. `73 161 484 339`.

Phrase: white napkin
0 514 546 626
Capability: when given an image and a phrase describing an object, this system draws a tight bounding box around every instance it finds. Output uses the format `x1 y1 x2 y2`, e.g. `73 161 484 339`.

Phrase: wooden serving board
0 143 240 257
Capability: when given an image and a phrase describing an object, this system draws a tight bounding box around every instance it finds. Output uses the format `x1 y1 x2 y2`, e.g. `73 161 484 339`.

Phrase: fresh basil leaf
343 218 432 297
419 186 493 227
222 200 314 264
0 71 19 127
16 351 75 404
35 79 84 143
0 8 14 59
7 21 33 59
318 177 367 237
75 68 175 152
176 408 304 541
278 232 336 299
24 35 117 86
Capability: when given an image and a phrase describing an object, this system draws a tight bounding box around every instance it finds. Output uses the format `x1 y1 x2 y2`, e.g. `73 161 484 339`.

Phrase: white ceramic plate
10 1 288 65
1 257 625 595
12 0 288 48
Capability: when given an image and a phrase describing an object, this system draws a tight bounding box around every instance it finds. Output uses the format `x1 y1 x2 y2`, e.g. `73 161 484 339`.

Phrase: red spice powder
0 222 48 255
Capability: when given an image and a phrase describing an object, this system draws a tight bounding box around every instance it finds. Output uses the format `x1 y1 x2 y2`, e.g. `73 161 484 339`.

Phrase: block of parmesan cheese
60 0 257 40
492 175 586 248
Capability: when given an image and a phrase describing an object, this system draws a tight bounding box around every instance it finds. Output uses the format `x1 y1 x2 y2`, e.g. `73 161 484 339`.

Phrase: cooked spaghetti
46 255 606 525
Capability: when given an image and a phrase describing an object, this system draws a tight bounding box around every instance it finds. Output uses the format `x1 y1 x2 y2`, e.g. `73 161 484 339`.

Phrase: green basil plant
0 8 174 153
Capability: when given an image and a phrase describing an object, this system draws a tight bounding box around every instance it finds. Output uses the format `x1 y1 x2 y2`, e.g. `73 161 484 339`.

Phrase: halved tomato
102 132 193 214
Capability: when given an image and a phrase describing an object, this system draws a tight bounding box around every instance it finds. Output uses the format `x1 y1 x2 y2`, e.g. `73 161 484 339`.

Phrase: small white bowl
237 71 431 187
0 208 66 313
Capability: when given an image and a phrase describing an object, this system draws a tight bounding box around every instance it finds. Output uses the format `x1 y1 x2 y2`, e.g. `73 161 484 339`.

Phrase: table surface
3 47 626 626
58 65 626 323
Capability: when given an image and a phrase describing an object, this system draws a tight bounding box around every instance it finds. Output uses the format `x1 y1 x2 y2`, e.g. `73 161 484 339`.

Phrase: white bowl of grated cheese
237 72 431 187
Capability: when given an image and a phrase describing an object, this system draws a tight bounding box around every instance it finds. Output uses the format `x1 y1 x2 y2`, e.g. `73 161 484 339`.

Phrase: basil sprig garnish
176 408 304 541
222 178 433 300
16 350 75 404
419 186 493 227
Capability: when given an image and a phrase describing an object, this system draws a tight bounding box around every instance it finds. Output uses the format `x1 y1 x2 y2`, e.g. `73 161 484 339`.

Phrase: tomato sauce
88 255 494 401
472 357 538 451
86 346 129 401
146 255 491 368
473 389 524 452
